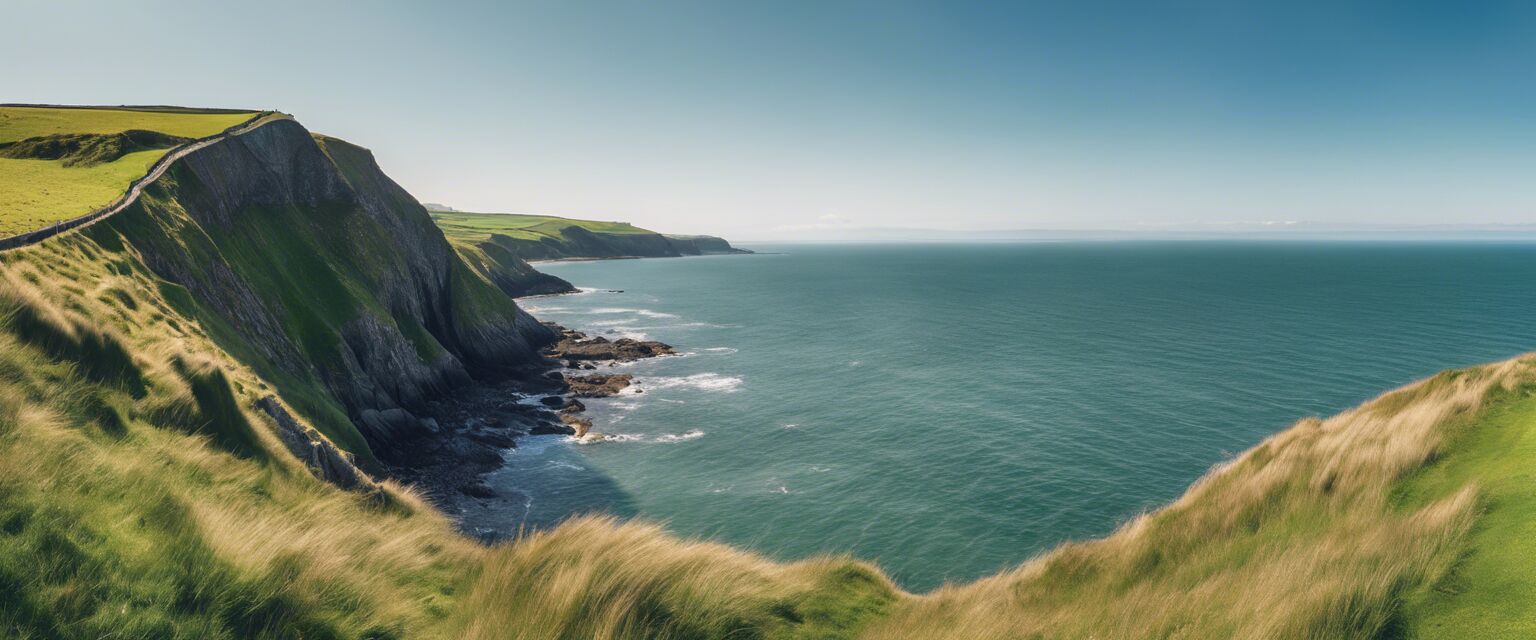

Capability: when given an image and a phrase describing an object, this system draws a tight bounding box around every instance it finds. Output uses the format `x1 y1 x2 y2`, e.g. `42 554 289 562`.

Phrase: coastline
396 319 679 540
527 250 753 266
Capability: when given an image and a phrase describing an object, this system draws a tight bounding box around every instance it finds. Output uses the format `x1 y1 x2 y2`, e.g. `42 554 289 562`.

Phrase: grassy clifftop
0 106 258 235
431 209 749 297
2 107 1533 639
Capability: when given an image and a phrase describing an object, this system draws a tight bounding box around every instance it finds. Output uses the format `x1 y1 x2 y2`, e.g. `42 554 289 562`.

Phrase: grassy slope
1398 382 1536 637
0 107 255 236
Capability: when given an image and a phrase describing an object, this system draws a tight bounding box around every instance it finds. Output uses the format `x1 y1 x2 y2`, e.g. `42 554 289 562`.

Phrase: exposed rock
559 413 594 438
257 396 379 494
564 373 634 397
459 482 496 499
547 329 675 362
98 118 557 468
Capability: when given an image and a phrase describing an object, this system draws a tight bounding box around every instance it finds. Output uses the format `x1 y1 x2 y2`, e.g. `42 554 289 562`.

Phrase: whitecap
654 429 705 443
587 307 678 319
572 433 643 445
701 347 738 354
642 373 743 393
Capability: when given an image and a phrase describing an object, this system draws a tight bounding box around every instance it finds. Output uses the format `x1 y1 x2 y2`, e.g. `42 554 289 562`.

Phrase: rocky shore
390 325 676 529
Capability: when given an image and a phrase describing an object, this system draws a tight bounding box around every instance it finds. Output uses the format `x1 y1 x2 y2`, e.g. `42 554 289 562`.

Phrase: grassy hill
433 211 653 242
1 107 1532 639
431 209 749 297
0 106 258 236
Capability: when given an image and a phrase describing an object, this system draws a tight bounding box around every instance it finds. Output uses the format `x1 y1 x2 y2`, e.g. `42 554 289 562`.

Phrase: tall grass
862 360 1530 639
458 516 895 640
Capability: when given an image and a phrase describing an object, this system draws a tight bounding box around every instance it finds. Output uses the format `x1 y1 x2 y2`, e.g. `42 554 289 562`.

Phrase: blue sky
6 0 1536 238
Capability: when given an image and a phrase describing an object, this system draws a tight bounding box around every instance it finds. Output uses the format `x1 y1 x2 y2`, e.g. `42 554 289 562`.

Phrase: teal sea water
470 242 1536 591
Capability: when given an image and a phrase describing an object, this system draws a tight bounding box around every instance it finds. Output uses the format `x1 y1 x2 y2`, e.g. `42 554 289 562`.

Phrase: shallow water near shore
478 242 1536 591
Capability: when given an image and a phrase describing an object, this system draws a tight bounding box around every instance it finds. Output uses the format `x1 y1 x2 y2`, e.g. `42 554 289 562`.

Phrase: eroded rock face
100 119 556 462
257 396 378 493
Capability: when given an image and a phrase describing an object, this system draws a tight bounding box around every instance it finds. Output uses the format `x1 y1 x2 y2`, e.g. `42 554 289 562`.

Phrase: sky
6 0 1536 240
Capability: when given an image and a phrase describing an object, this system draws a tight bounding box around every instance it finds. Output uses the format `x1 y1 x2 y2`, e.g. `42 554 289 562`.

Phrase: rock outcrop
564 373 634 397
548 328 676 363
257 395 379 493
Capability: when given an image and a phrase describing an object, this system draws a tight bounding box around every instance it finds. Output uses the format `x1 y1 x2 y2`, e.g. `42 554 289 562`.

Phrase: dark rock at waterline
559 413 594 437
547 329 676 362
459 482 496 498
538 395 565 408
531 421 578 436
565 373 635 398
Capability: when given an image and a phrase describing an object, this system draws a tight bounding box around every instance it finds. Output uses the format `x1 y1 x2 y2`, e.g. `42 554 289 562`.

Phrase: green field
0 106 256 237
0 106 255 143
431 210 653 243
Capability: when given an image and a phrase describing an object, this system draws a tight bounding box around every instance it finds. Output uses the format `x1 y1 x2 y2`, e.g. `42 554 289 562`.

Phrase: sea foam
643 373 743 393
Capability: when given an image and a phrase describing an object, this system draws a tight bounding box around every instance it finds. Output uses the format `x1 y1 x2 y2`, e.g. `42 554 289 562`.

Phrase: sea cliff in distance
430 206 751 297
0 104 1531 639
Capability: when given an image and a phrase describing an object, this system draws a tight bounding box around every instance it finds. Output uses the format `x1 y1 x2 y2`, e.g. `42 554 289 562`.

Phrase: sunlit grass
0 106 253 143
0 107 257 237
0 151 162 235
431 211 654 243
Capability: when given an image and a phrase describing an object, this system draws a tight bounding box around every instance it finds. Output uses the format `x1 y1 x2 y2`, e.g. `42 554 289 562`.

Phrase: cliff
431 210 750 297
82 118 555 465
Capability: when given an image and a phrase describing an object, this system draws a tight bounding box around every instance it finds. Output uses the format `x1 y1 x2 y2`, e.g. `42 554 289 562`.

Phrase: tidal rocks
564 373 634 397
547 329 675 362
458 482 496 499
559 413 594 437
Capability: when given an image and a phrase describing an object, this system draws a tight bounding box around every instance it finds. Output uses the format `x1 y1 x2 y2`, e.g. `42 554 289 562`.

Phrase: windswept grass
459 517 896 640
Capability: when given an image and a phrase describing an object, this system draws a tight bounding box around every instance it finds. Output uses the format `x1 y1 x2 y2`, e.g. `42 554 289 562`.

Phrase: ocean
469 242 1536 591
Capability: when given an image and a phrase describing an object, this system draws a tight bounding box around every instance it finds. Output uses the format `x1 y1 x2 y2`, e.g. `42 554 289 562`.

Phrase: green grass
431 211 653 244
1398 383 1536 638
0 106 254 143
0 106 257 238
0 151 162 235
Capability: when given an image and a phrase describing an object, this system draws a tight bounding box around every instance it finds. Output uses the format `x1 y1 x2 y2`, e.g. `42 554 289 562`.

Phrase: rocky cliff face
89 118 554 465
663 234 752 255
